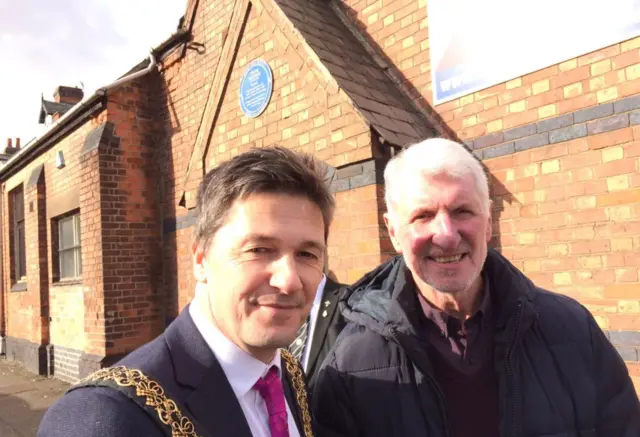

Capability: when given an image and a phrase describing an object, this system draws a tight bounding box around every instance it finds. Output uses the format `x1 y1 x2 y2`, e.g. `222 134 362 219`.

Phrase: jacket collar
343 249 538 341
306 276 343 372
163 307 253 437
164 305 310 437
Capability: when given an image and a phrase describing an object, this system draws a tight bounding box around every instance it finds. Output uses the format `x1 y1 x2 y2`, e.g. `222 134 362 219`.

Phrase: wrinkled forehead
392 171 485 213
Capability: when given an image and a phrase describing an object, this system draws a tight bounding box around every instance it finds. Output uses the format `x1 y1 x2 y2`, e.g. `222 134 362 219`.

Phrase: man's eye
455 208 473 216
298 251 318 260
412 213 431 222
248 247 271 254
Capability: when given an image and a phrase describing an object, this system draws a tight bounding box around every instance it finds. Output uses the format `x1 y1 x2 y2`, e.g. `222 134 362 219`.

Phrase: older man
313 138 639 437
39 147 334 437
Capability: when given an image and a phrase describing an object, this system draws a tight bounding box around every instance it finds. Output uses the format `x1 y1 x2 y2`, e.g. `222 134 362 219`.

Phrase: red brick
525 88 562 109
551 65 590 88
558 150 601 170
588 128 634 150
593 158 637 178
571 239 611 255
539 199 575 215
557 93 598 114
530 144 568 162
522 65 559 84
623 141 640 158
618 78 640 98
498 86 532 105
608 315 640 331
597 189 640 207
611 48 640 70
536 172 573 188
476 105 509 123
503 109 538 129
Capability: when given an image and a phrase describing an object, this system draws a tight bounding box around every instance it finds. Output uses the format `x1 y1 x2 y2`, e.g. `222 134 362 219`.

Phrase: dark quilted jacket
312 249 640 437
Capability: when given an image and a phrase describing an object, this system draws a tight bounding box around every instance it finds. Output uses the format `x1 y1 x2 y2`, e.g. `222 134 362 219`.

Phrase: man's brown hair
194 146 335 249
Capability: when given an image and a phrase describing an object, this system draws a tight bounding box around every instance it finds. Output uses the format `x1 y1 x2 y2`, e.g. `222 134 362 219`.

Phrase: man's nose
270 255 303 294
430 211 461 249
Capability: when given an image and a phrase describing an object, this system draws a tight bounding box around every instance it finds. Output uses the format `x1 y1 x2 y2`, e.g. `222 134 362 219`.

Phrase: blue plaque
239 59 273 118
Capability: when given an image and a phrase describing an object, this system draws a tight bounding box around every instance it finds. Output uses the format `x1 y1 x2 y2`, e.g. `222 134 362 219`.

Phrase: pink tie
254 366 290 437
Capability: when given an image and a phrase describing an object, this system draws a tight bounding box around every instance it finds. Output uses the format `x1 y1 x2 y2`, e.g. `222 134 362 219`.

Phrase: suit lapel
166 307 253 437
306 278 341 374
183 366 253 437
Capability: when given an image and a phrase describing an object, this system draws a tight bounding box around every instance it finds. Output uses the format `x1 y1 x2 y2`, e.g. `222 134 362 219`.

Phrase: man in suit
37 146 335 437
289 273 346 389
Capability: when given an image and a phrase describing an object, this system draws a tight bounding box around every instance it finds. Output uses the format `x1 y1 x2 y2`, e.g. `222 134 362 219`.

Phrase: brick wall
337 0 437 132
328 1 640 375
1 0 636 388
475 106 640 359
50 344 83 383
1 73 164 376
436 38 640 140
327 158 394 283
94 77 164 358
159 0 389 315
1 117 98 375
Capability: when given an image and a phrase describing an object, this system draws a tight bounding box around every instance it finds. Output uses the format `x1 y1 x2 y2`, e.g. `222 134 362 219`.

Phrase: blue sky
0 0 186 147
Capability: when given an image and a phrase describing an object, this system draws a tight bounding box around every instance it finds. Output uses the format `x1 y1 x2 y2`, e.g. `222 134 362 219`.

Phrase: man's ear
192 241 208 283
486 200 493 243
383 212 403 254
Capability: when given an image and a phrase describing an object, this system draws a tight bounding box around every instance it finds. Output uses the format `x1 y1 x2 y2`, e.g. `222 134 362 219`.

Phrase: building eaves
273 0 434 147
0 29 189 181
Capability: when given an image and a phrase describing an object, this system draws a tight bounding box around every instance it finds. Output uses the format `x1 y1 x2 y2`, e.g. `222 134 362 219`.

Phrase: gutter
0 29 189 181
0 183 4 355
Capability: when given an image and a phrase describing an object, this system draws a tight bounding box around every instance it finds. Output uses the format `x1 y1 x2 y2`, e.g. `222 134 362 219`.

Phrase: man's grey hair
384 138 490 217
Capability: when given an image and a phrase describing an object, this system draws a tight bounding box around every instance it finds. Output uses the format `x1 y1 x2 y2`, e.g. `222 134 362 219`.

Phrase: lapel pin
322 310 328 318
324 300 331 307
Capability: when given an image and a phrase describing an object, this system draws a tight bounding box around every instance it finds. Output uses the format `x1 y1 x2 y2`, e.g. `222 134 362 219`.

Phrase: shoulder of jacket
327 322 401 373
115 332 171 375
530 287 589 316
528 287 596 341
39 385 159 437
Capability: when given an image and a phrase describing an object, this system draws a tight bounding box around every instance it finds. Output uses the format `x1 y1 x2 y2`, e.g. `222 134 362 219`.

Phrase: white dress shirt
301 274 327 370
189 303 301 437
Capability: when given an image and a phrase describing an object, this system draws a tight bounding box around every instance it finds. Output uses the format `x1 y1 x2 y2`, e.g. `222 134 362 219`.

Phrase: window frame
10 186 26 283
54 212 82 281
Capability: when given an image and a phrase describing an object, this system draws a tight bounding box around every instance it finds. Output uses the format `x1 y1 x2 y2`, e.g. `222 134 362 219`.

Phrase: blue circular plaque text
239 59 273 118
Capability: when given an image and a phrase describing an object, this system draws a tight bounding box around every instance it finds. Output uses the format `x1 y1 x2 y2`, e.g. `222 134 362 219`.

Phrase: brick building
1 0 639 390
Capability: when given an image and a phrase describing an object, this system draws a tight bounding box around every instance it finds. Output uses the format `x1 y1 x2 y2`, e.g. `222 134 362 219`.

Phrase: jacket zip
504 299 524 437
392 329 451 437
424 370 451 437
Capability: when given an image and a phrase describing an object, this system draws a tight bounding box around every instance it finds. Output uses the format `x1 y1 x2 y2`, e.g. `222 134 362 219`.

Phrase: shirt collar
312 274 327 309
189 302 282 398
418 272 492 336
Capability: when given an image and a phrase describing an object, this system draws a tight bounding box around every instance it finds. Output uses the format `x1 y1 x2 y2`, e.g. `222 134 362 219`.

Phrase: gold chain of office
79 350 313 437
281 348 314 437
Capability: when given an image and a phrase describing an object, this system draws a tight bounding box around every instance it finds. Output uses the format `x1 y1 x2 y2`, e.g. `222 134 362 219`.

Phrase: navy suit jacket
37 307 314 437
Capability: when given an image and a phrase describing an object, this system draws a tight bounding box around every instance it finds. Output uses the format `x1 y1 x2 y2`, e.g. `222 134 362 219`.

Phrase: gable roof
273 0 434 147
39 99 75 123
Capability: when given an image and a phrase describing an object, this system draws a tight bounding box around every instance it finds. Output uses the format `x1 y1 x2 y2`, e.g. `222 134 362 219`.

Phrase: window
57 213 82 279
10 186 26 282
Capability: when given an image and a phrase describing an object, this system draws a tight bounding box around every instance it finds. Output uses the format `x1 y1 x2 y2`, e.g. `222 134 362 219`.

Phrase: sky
0 0 187 148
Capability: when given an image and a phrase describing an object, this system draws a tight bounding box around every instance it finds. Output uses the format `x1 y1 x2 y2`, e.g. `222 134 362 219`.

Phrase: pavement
0 358 68 437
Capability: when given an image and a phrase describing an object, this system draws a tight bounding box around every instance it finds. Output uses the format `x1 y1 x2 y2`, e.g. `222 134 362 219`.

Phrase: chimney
3 138 20 155
53 86 84 105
